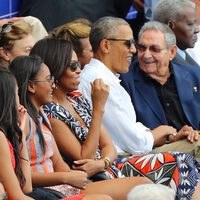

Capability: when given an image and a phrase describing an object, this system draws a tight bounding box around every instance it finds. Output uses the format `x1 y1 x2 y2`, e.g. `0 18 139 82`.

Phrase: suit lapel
185 51 199 66
134 68 167 124
173 53 199 67
173 64 193 105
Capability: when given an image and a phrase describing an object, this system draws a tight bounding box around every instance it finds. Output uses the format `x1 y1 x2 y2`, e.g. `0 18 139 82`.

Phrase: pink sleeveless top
26 114 54 173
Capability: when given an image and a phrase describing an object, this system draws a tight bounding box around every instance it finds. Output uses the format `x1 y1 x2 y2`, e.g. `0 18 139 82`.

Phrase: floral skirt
112 152 200 200
46 185 80 198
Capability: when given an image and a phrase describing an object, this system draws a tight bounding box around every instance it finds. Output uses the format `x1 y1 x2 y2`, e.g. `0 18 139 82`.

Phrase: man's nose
129 44 137 54
194 24 200 34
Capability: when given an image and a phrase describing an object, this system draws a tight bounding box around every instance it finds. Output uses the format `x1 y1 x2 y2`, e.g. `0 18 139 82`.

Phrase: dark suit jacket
173 53 199 67
120 60 200 130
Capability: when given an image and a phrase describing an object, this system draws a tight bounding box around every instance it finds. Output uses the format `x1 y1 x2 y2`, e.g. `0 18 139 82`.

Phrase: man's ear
169 45 177 60
0 47 10 62
28 81 36 94
100 39 110 53
167 20 176 30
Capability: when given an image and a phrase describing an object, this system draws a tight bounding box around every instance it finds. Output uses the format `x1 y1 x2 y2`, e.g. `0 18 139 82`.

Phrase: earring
54 80 58 89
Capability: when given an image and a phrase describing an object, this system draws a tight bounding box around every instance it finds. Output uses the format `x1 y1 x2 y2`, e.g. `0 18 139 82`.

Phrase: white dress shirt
187 31 200 66
79 58 154 155
177 48 186 60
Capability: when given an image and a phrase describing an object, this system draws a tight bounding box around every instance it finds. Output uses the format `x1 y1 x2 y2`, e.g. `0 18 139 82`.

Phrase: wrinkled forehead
139 30 166 46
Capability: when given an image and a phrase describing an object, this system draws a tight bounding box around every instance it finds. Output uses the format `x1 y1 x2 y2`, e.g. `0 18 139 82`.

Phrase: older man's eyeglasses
135 43 165 54
106 38 135 49
69 61 81 72
31 76 55 84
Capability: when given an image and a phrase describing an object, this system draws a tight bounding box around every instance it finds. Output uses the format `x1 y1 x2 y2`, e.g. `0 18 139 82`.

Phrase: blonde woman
0 21 35 67
50 18 93 69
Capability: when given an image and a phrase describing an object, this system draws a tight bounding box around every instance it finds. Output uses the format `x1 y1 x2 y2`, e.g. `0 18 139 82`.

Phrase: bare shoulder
0 131 7 142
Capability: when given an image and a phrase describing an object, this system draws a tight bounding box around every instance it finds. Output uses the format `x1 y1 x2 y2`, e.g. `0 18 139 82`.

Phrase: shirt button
166 102 170 107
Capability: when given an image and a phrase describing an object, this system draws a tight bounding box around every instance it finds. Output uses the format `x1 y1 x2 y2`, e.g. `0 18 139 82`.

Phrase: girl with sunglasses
10 53 151 200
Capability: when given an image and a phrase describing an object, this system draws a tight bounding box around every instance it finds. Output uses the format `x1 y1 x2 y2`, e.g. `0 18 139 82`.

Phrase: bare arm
98 125 117 163
18 107 32 193
32 132 88 189
72 126 117 177
0 132 33 200
50 79 109 160
32 170 88 189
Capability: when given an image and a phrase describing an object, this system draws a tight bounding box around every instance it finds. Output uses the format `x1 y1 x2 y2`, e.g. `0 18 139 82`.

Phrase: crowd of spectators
0 0 200 199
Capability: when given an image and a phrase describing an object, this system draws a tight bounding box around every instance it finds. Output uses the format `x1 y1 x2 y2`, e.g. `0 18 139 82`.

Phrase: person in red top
0 67 33 200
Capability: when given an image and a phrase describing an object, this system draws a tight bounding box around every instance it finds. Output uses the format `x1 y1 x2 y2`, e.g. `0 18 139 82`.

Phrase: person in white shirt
79 16 177 156
187 0 200 65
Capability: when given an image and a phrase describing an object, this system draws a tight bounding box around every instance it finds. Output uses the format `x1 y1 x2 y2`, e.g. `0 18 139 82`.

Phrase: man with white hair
153 0 199 66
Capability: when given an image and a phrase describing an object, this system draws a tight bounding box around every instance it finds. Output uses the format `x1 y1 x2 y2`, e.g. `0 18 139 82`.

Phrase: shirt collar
177 48 186 60
89 58 121 83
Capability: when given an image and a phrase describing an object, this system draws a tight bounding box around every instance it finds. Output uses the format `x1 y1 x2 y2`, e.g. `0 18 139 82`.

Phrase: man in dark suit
153 0 199 66
120 21 200 160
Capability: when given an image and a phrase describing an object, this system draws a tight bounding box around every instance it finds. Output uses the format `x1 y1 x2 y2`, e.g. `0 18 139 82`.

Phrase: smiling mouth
143 60 155 64
192 36 198 43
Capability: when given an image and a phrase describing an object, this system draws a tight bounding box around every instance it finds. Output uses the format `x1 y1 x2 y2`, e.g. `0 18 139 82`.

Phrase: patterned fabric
27 113 80 197
43 93 200 200
46 185 80 198
116 153 178 187
116 152 200 200
27 113 54 173
43 94 123 179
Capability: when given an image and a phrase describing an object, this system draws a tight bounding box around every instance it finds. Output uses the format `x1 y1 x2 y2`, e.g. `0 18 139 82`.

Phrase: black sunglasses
69 61 81 72
135 43 165 54
0 22 13 47
106 38 135 48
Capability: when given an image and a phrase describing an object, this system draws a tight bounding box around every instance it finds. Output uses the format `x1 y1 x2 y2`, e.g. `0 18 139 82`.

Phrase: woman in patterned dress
30 37 200 200
10 54 153 200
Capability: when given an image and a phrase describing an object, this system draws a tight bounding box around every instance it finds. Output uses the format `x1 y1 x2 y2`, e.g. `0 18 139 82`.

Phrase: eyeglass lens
69 61 81 72
136 44 164 53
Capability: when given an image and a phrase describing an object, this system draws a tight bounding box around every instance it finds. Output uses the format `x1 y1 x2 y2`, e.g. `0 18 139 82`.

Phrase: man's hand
171 125 199 143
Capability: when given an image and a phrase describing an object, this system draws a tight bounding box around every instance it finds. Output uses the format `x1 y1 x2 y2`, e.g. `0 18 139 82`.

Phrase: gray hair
127 184 175 200
153 0 195 23
89 16 130 53
138 21 176 48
